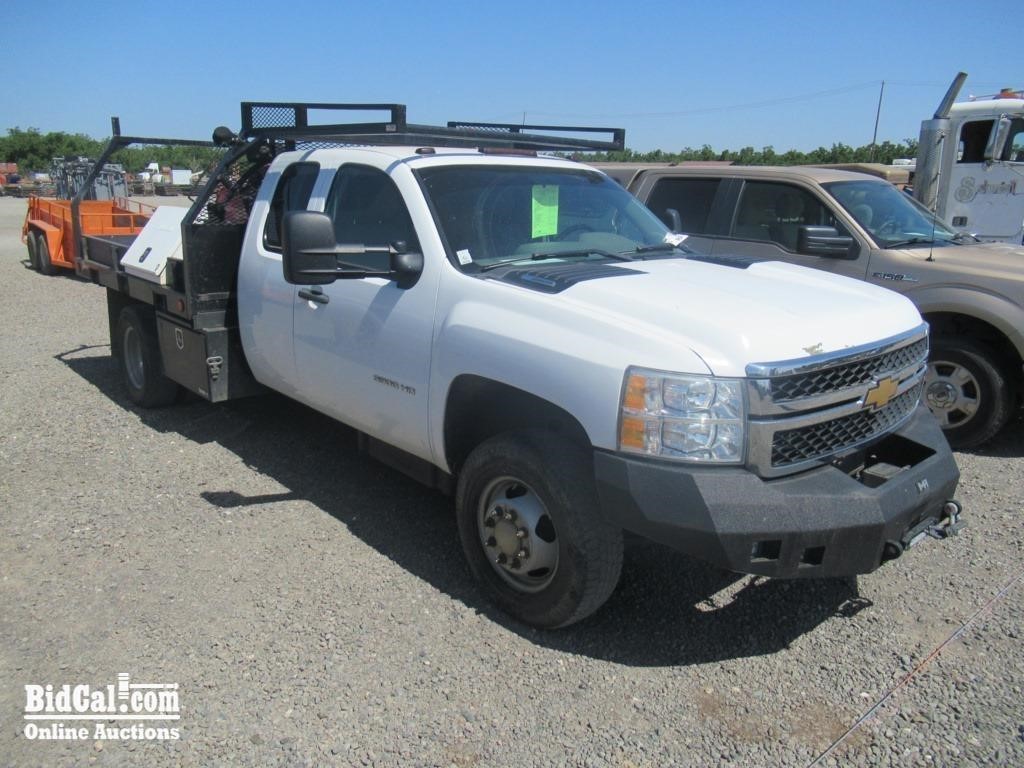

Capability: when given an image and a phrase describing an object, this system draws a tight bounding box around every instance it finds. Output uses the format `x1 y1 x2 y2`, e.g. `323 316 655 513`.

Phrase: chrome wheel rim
924 359 980 428
123 325 146 391
477 477 559 593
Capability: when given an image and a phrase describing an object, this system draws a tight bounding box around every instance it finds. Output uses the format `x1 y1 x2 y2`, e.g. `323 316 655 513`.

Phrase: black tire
35 233 56 276
925 338 1014 449
25 232 38 270
115 305 179 408
456 431 623 629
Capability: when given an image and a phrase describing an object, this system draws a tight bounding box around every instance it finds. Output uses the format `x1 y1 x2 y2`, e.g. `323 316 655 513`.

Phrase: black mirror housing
282 211 338 285
390 251 424 289
797 225 858 259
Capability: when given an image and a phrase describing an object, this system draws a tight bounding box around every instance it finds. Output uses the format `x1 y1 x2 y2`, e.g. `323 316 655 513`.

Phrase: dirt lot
0 196 1021 767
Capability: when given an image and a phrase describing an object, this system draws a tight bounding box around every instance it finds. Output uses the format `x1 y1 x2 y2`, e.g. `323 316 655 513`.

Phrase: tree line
582 138 918 165
0 127 222 175
2 126 920 175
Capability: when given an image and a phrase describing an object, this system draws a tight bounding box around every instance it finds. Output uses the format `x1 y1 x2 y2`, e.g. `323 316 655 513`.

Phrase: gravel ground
0 196 1021 767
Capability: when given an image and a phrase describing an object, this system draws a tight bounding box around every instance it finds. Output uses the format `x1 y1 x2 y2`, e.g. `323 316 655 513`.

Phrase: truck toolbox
155 315 260 402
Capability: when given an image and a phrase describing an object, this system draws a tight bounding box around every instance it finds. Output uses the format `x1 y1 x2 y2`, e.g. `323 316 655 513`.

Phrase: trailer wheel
25 233 39 270
456 430 623 629
116 306 179 408
35 233 56 276
925 338 1014 449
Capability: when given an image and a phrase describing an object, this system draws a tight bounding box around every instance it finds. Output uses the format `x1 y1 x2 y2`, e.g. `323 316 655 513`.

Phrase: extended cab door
715 179 869 280
291 164 436 461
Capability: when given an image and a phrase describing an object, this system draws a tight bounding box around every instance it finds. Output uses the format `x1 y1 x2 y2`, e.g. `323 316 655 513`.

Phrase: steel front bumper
593 406 961 578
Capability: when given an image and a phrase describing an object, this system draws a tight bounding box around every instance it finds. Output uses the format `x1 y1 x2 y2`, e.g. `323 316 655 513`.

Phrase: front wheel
456 431 623 629
925 339 1013 449
116 306 180 408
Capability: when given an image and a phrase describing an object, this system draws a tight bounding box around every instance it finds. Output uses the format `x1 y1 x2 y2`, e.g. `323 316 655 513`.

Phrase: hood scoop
491 263 640 294
685 253 758 269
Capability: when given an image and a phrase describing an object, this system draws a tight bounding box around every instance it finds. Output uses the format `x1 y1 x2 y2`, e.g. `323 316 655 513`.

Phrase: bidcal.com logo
23 672 181 741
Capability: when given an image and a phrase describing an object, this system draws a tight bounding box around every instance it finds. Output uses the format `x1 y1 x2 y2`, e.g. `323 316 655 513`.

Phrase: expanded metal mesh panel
192 152 267 226
248 106 300 131
771 384 922 467
770 338 928 402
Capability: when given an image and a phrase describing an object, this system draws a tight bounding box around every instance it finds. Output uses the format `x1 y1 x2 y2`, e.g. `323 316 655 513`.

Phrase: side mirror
664 207 683 232
797 225 857 259
282 211 424 289
984 115 1012 161
282 211 338 285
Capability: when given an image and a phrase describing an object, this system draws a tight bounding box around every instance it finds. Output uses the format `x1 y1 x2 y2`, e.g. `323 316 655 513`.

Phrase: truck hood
550 257 923 376
898 241 1024 302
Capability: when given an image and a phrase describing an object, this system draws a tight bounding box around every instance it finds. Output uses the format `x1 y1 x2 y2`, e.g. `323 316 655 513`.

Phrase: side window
957 119 994 163
263 162 319 251
1003 118 1024 163
324 165 420 270
732 181 847 251
644 177 721 234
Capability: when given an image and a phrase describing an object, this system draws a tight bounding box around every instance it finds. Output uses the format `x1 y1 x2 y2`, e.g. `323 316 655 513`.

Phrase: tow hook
902 501 965 550
928 501 965 539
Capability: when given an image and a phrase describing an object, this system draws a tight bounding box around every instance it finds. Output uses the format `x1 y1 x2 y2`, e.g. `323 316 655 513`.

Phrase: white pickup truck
72 103 961 628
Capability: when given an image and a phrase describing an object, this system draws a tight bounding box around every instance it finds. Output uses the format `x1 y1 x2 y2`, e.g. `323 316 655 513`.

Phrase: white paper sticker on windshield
456 249 473 265
664 233 688 246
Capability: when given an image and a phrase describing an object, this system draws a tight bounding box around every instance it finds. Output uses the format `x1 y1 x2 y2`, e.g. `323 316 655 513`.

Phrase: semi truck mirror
797 225 857 259
282 211 338 285
984 116 1012 162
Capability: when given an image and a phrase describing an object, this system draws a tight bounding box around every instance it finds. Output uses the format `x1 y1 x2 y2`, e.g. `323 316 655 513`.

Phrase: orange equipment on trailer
22 195 153 275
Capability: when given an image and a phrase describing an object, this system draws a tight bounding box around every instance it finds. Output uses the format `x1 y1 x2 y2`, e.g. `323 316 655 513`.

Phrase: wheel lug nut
517 549 529 559
516 529 527 539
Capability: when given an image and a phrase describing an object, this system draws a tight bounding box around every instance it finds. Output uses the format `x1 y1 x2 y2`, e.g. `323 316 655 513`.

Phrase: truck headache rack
239 101 625 152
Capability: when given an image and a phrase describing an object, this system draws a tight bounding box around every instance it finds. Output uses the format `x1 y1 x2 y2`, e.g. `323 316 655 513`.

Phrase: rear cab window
644 177 722 234
263 162 320 251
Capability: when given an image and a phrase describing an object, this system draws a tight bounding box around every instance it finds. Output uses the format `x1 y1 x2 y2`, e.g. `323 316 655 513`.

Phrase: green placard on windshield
531 185 559 238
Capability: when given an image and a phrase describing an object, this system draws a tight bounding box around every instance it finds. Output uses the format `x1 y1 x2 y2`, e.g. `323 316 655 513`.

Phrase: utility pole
870 80 885 162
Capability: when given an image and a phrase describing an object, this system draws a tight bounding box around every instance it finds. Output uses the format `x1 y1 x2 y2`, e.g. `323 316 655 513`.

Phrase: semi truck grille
771 384 923 467
745 324 929 478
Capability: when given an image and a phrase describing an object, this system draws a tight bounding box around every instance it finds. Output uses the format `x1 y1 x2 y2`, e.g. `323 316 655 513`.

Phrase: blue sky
2 0 1019 153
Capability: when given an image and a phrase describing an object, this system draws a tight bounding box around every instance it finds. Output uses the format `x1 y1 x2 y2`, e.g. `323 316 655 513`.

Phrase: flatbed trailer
22 195 153 275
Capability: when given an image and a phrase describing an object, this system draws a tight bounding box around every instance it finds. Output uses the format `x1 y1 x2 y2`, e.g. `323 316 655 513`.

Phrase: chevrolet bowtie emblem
864 376 899 410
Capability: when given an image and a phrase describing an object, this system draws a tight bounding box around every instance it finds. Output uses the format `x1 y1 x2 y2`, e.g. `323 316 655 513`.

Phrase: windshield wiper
886 237 934 248
478 249 633 272
627 243 691 257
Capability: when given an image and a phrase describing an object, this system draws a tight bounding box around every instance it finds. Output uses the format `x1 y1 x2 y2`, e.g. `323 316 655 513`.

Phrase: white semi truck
915 72 1024 245
56 102 961 628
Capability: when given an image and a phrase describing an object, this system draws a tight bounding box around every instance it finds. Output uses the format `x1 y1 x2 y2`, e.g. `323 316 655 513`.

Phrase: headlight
618 367 746 464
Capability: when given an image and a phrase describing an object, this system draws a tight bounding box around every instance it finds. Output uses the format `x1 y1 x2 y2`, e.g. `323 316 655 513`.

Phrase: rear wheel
116 305 179 407
925 338 1013 449
456 431 623 628
35 233 56 276
25 233 38 270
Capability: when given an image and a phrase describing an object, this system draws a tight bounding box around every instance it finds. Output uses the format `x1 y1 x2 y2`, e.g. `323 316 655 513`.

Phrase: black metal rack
239 101 625 153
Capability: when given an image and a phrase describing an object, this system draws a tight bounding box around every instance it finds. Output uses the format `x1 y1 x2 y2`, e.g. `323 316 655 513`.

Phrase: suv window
644 177 721 234
263 162 319 251
731 181 846 251
325 165 420 269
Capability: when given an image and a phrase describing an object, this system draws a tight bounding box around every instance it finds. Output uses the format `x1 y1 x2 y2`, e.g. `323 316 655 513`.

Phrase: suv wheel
925 338 1013 449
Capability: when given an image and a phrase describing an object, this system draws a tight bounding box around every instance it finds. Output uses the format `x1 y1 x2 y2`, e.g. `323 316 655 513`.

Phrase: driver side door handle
298 287 329 305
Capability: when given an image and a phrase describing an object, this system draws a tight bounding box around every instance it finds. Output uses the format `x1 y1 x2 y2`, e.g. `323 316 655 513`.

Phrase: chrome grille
770 337 928 401
745 324 929 478
771 384 922 467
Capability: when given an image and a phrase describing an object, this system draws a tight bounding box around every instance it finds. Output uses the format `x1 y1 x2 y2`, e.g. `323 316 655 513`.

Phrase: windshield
824 179 958 247
416 165 674 270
